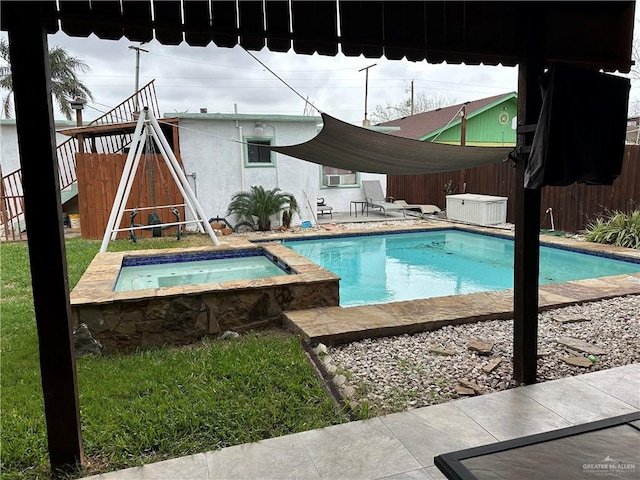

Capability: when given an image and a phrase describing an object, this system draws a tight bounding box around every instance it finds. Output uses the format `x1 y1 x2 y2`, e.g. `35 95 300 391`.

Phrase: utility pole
359 63 376 126
129 44 148 117
410 79 414 116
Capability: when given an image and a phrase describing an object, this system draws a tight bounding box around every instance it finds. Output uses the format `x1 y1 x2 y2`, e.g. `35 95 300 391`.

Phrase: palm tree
0 39 94 120
227 186 300 231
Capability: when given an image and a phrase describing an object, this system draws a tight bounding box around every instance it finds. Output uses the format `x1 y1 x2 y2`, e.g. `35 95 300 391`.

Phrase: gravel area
230 217 432 236
322 295 640 416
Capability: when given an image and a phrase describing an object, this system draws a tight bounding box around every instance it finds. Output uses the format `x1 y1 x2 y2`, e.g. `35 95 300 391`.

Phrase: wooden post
5 3 84 473
513 5 544 385
459 105 467 192
460 104 467 146
75 106 85 155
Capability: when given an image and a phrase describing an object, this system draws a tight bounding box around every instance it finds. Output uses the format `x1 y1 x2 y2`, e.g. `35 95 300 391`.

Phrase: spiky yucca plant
226 186 300 231
584 210 640 249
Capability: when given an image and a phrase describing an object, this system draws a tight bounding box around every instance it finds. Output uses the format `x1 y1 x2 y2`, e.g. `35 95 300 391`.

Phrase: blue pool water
283 230 640 306
114 249 289 291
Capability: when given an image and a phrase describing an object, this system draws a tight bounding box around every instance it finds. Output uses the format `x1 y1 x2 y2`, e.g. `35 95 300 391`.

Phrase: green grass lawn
1 235 346 479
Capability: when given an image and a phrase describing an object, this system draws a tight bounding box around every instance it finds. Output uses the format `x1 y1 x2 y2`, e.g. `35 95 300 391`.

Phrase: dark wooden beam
57 118 179 138
459 104 467 192
5 2 84 473
513 5 544 385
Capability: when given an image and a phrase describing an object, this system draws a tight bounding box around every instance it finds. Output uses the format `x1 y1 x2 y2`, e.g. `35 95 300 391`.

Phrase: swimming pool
283 229 640 306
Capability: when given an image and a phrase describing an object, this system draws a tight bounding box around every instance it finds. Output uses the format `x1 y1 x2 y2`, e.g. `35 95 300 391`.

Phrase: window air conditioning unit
325 174 341 186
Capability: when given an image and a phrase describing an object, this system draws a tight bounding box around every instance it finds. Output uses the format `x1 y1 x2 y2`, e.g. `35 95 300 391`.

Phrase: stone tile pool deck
71 220 640 351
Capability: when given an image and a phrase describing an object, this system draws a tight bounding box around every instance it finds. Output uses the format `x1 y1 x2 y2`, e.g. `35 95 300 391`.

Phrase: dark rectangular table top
434 411 640 480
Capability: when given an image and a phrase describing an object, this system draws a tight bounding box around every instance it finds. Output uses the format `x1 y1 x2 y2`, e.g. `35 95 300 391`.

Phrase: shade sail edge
268 113 514 175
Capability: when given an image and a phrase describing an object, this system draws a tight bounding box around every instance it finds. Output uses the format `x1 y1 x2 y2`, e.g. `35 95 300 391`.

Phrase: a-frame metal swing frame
100 107 220 252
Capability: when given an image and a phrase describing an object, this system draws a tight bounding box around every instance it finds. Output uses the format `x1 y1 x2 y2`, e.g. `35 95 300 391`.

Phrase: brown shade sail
268 112 514 175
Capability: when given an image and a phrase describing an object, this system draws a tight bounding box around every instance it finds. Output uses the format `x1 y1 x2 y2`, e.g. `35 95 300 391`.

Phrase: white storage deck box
445 194 508 226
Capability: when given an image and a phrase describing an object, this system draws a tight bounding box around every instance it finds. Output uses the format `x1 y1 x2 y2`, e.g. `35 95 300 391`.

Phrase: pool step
283 290 514 346
283 272 640 346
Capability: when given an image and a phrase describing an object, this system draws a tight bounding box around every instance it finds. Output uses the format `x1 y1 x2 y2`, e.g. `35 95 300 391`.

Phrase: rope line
242 48 322 115
429 105 465 143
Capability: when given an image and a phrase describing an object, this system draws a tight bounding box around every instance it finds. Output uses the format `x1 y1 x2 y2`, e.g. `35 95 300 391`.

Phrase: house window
245 137 275 166
321 166 357 187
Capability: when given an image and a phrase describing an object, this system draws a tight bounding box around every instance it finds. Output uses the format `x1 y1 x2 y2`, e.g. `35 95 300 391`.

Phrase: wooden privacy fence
388 144 640 233
76 153 185 240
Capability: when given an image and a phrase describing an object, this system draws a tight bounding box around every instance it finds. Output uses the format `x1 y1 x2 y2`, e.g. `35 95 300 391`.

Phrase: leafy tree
227 185 300 232
370 91 456 123
0 39 94 120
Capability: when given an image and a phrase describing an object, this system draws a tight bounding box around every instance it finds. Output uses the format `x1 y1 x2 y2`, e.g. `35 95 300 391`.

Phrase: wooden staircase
1 81 160 241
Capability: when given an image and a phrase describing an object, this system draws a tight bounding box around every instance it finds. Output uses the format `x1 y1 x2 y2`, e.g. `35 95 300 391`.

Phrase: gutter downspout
235 103 245 191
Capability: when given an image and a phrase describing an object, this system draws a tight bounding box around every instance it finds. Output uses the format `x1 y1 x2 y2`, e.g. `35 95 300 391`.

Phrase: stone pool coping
240 221 640 346
70 240 341 353
70 240 339 306
283 271 640 346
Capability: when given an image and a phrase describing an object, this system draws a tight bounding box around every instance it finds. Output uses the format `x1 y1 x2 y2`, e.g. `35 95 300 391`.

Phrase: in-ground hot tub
114 248 293 291
70 243 339 353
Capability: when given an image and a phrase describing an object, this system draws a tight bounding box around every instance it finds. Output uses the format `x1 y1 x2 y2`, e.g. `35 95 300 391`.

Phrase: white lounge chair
393 200 441 215
361 180 406 217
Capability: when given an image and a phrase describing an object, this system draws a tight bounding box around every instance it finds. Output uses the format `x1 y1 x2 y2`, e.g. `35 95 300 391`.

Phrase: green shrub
226 186 300 231
584 210 640 249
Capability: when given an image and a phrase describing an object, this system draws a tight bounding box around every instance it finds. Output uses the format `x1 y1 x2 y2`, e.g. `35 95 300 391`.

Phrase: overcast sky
2 18 639 124
5 30 522 123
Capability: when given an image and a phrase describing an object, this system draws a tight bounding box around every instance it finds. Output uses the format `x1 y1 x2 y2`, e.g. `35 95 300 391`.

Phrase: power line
242 47 322 114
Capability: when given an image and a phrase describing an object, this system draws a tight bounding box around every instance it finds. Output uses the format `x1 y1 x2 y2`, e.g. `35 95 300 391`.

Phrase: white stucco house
2 119 81 224
171 111 387 227
1 112 388 231
1 119 76 176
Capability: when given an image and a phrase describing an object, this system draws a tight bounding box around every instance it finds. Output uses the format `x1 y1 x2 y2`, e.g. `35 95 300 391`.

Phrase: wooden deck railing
90 80 160 126
0 169 25 241
86 80 160 154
